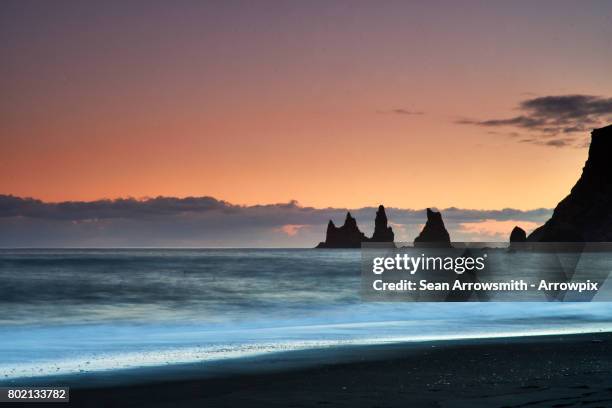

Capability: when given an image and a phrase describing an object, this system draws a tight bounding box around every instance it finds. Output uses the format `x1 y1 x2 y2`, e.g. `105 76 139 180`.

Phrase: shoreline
3 326 611 386
6 331 612 407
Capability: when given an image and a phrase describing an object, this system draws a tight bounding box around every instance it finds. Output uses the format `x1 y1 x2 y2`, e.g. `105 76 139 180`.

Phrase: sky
1 1 612 246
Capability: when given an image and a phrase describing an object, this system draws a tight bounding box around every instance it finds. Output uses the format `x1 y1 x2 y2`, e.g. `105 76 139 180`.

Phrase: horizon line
0 193 553 213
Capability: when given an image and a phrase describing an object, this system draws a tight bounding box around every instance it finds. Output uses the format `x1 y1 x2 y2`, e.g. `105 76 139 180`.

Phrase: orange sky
1 1 611 210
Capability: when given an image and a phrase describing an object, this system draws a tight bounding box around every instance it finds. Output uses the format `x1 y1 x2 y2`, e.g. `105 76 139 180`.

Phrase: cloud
276 224 307 237
458 219 541 240
543 138 575 148
457 94 612 148
0 195 230 220
0 195 552 247
379 109 424 115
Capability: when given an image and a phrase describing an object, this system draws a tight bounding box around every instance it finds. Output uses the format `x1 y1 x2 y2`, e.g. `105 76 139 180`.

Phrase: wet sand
10 332 612 407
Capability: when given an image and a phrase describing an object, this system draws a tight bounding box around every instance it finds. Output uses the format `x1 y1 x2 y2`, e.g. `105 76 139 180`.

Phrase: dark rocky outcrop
414 208 451 247
528 124 612 242
316 206 394 248
509 226 527 243
316 212 367 248
370 205 395 242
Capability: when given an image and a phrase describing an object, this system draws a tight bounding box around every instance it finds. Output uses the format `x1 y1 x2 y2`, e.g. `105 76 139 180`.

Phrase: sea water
1 249 611 381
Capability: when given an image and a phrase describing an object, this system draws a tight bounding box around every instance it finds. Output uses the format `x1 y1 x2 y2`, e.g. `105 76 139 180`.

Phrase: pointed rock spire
344 212 358 228
370 205 394 242
316 205 395 248
414 208 451 247
326 220 336 231
316 211 367 248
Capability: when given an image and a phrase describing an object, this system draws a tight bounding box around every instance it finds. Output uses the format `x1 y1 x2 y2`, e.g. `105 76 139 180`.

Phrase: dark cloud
466 116 546 128
521 95 612 120
457 94 612 148
543 138 574 148
0 195 552 247
0 195 229 220
380 109 424 115
518 137 575 148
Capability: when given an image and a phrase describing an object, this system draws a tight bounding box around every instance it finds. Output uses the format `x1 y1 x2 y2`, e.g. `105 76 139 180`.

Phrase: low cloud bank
0 195 552 247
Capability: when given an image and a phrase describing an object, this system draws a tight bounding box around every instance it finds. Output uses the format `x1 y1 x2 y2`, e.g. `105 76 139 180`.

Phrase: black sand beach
19 332 612 408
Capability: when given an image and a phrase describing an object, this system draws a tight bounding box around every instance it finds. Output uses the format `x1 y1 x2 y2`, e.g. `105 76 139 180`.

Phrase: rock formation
414 208 451 247
316 205 394 248
528 124 612 242
370 205 395 242
509 226 527 243
316 212 368 248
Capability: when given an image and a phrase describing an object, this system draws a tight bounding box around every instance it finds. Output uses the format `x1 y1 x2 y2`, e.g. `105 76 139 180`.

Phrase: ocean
1 249 611 381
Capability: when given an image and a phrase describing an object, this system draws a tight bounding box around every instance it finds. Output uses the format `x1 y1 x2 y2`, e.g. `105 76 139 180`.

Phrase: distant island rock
414 208 451 247
370 205 395 242
509 226 527 243
316 205 394 248
528 124 612 242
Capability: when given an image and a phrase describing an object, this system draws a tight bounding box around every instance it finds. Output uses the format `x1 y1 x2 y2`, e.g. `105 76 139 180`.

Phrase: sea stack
528 124 612 242
414 208 451 247
316 212 367 248
370 205 395 242
509 226 527 243
316 205 395 248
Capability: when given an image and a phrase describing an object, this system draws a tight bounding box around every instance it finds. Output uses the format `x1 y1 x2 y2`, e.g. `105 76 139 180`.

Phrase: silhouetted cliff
528 124 612 242
414 208 451 247
316 205 394 248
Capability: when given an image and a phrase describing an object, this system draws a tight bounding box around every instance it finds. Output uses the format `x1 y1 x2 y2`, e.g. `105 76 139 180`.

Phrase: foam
2 322 611 380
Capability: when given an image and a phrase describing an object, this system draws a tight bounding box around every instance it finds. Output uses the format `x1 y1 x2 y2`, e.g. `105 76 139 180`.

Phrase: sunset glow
1 1 611 210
